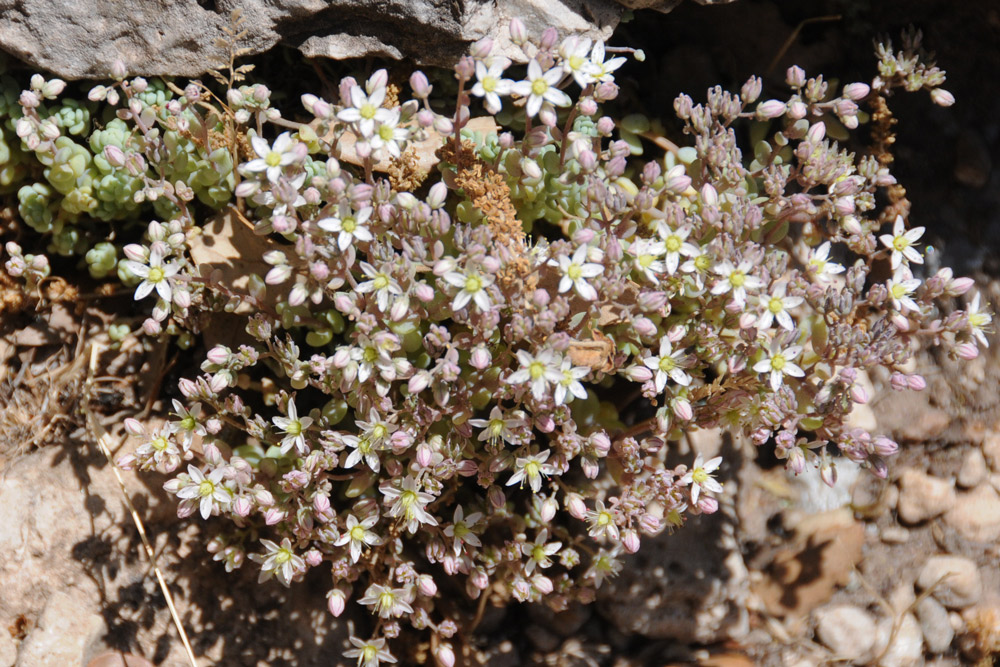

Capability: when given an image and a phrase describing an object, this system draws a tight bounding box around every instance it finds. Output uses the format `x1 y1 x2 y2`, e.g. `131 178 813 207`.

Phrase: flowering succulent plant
1 19 992 666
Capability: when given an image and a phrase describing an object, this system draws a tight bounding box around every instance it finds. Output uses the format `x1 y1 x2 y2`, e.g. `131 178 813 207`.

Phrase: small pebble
983 432 1000 471
896 468 956 524
917 555 982 609
880 525 910 544
917 596 955 653
813 605 877 661
944 485 1000 543
957 448 987 489
876 612 923 667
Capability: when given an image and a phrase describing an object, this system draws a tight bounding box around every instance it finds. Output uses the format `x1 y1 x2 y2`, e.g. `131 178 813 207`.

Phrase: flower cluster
4 21 989 667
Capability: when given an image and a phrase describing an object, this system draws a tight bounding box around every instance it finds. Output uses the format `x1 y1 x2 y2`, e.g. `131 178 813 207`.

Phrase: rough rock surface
944 484 1000 543
0 0 622 80
896 468 956 524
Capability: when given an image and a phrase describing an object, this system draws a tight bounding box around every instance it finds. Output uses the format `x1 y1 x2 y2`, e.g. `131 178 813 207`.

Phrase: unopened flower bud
433 116 454 135
470 346 491 370
596 116 615 136
206 345 231 366
427 182 448 209
565 493 586 519
578 97 598 116
488 485 505 509
834 196 856 216
956 342 979 360
590 432 611 457
741 76 763 103
907 374 926 391
531 574 553 595
535 414 555 433
786 65 806 88
232 496 252 517
841 215 862 235
625 365 653 382
849 383 868 404
697 495 720 513
756 99 786 119
123 418 145 436
930 88 955 107
889 372 909 392
807 122 826 143
891 313 911 332
409 372 431 394
414 282 435 303
455 55 475 81
843 82 870 101
417 574 438 597
947 277 975 296
142 318 161 336
409 71 432 99
327 588 347 617
673 398 693 421
540 497 558 522
621 529 640 553
508 17 527 45
19 90 40 108
787 100 807 119
639 513 662 534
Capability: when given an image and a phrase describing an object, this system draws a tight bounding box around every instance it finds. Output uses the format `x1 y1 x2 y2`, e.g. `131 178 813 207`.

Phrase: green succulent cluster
0 62 236 272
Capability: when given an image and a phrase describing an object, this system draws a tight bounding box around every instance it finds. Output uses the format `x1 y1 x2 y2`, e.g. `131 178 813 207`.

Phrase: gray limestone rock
0 0 622 80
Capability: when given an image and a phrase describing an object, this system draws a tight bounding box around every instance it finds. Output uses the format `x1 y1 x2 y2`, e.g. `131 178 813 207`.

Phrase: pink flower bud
470 568 489 590
873 436 898 457
841 215 862 235
633 316 657 337
535 414 555 433
596 116 615 136
947 277 975 296
756 99 786 119
565 493 587 519
531 574 553 595
434 643 456 667
621 529 640 553
206 345 231 366
123 418 145 436
203 443 222 465
471 37 494 59
410 71 431 98
673 398 693 422
806 121 826 143
488 485 506 509
327 588 347 617
907 374 926 391
625 365 653 382
455 55 475 80
639 513 662 534
433 116 454 135
264 508 285 525
578 97 598 116
208 373 229 394
819 462 838 488
456 460 478 477
889 372 908 391
509 18 527 45
697 495 720 514
142 318 161 336
416 108 435 128
417 574 438 597
427 182 448 209
786 65 806 88
849 384 868 404
111 60 127 79
930 88 955 107
738 312 757 330
956 342 979 360
834 196 856 216
416 442 432 468
540 497 558 522
891 313 911 331
408 372 431 395
590 432 611 457
470 346 491 370
843 82 870 100
788 100 807 119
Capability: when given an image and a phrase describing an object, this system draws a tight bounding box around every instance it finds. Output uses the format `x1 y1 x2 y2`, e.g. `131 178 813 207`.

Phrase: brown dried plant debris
436 139 537 299
388 145 428 192
869 93 911 225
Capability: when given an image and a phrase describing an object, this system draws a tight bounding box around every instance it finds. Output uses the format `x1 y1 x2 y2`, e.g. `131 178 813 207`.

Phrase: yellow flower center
691 468 709 485
350 524 367 541
567 263 583 280
770 354 787 371
147 266 164 283
372 274 389 290
529 362 545 380
569 55 585 70
198 479 215 497
341 217 356 233
285 419 302 436
768 297 784 314
265 150 282 167
360 103 377 120
465 275 482 292
658 356 676 373
482 75 498 93
729 271 746 288
893 236 910 252
531 78 549 96
665 235 681 252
